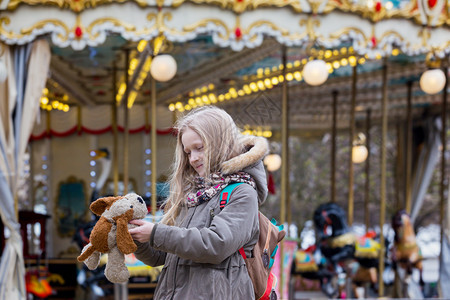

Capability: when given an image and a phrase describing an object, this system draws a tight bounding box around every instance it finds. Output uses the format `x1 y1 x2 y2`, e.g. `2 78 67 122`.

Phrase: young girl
129 106 269 299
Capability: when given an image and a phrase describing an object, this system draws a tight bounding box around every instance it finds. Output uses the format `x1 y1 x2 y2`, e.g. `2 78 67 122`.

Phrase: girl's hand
129 220 154 243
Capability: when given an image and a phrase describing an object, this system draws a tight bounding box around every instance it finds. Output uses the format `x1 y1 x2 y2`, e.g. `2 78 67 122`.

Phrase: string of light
167 46 386 113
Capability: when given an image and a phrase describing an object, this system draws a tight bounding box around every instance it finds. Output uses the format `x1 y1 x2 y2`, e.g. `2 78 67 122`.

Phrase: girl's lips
196 164 203 169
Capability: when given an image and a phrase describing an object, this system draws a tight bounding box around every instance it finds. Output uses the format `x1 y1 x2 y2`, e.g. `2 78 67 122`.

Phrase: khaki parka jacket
134 136 269 300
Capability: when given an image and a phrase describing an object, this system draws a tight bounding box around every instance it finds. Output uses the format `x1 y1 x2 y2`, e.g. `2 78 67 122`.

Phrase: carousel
0 0 449 299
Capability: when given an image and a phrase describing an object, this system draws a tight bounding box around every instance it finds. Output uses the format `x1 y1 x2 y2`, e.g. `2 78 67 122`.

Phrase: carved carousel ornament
0 0 448 55
5 0 149 12
1 0 448 25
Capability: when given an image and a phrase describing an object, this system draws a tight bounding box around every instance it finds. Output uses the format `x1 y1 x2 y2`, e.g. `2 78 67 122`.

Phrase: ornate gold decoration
86 17 136 39
1 17 24 39
329 27 367 48
186 0 303 14
142 11 188 37
184 18 230 40
378 30 406 50
299 16 321 41
156 0 165 7
7 0 64 12
325 0 420 24
308 0 328 14
6 0 148 12
418 26 431 47
184 18 308 44
21 19 70 41
245 20 294 43
19 17 136 42
3 0 447 28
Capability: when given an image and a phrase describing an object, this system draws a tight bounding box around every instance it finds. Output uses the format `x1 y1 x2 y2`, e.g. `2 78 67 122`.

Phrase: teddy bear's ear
90 196 121 216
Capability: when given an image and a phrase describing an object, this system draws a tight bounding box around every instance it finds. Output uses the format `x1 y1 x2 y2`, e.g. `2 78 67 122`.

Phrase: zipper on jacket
171 206 197 300
170 257 180 300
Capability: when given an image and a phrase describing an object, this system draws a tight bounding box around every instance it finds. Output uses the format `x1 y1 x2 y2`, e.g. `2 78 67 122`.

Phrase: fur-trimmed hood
221 135 269 205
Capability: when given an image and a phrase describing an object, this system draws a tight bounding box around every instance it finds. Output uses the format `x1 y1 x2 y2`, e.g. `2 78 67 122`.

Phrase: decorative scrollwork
329 27 367 45
6 0 148 12
183 18 230 40
21 19 70 41
3 0 448 27
186 0 303 14
86 17 136 39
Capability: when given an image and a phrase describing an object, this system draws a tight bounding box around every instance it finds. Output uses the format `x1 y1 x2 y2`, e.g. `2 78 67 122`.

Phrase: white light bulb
303 60 329 86
420 69 446 95
352 145 368 164
150 54 177 82
264 154 282 172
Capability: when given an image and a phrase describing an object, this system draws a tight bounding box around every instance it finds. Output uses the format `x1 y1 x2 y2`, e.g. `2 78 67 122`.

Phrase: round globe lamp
303 60 328 86
264 154 282 172
352 145 368 164
150 54 177 82
420 69 446 95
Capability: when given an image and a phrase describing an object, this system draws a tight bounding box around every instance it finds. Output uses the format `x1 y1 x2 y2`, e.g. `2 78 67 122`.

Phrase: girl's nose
190 152 198 163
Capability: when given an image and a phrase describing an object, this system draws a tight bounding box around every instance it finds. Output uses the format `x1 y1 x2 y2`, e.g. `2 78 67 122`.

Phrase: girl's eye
197 147 203 151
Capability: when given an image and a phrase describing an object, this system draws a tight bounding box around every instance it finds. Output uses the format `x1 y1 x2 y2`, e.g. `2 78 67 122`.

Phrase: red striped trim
51 125 77 137
30 131 49 140
29 125 175 141
82 125 112 135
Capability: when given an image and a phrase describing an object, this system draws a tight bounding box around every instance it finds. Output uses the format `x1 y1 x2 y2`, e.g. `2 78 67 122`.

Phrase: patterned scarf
186 172 256 207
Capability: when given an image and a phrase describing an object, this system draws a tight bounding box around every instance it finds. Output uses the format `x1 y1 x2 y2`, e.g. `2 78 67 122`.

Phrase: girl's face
181 127 205 177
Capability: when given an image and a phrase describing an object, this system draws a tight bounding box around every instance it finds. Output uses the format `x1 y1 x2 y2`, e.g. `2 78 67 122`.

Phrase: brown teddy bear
77 193 148 283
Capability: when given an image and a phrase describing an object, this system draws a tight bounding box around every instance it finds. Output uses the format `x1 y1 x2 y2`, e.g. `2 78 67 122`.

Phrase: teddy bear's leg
105 246 129 283
81 243 101 270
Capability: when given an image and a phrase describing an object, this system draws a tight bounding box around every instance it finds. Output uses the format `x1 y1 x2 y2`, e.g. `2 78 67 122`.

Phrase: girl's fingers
129 219 146 226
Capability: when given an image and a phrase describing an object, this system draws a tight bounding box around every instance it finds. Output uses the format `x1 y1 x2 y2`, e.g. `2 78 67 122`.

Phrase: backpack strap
219 182 244 210
219 182 246 259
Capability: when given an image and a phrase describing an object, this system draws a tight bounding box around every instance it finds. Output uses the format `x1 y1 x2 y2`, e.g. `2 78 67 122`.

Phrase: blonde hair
161 106 245 226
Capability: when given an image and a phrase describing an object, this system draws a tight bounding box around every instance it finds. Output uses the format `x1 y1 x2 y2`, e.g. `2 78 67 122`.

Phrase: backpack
219 183 286 300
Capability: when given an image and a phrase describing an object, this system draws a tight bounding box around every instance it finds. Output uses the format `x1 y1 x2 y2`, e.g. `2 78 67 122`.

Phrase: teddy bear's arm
116 214 137 254
89 217 112 253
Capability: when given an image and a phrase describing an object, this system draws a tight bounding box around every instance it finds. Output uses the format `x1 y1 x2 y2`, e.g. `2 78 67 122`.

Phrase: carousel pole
348 64 357 226
378 59 388 297
331 90 338 203
405 80 413 214
280 44 289 299
364 108 371 230
123 49 130 195
440 59 448 275
151 76 157 218
115 49 130 300
395 121 403 211
112 62 119 195
29 143 35 208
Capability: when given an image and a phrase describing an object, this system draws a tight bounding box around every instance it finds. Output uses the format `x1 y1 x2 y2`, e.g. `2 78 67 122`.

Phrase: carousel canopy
0 0 449 132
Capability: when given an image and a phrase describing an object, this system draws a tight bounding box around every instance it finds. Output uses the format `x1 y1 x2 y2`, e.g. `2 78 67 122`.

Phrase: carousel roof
0 0 449 132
